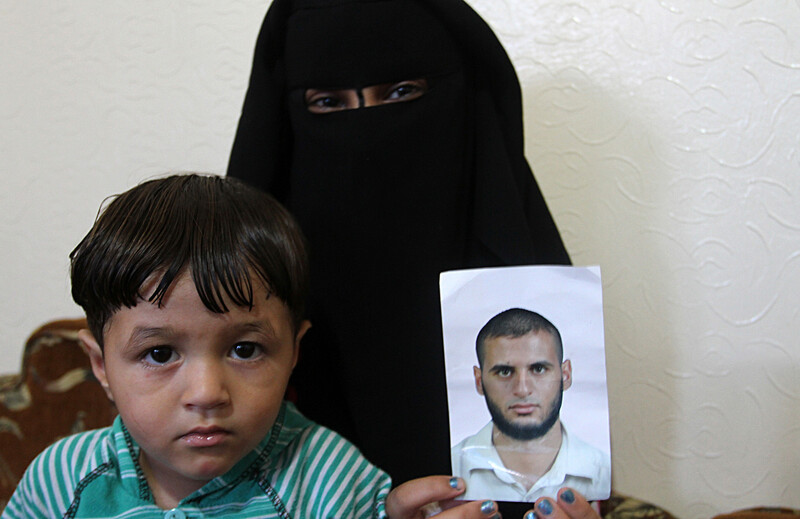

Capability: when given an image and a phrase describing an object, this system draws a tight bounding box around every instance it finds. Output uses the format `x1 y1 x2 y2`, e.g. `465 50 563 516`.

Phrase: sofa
0 318 117 506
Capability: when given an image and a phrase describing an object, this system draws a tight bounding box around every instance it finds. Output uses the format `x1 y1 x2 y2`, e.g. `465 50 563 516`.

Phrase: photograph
441 265 611 503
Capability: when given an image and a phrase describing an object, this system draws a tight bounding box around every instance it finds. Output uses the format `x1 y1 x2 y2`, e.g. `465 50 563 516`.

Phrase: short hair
475 308 563 367
70 174 309 346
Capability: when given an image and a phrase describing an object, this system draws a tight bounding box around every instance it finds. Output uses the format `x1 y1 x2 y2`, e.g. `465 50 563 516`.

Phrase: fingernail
538 500 553 515
481 500 495 515
561 489 575 504
449 477 460 489
525 513 536 519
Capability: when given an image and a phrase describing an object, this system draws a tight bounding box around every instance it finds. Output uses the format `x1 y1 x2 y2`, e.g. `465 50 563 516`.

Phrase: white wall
2 1 799 517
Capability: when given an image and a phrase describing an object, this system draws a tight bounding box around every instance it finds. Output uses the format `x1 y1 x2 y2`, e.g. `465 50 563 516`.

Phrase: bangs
71 174 308 343
147 196 267 314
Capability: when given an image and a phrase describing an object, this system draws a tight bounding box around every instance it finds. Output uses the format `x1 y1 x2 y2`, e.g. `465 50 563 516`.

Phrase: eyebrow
124 320 276 349
122 326 175 352
488 361 555 372
234 320 276 338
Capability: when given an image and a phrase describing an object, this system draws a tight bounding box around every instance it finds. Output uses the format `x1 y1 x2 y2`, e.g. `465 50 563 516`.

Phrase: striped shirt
2 402 391 518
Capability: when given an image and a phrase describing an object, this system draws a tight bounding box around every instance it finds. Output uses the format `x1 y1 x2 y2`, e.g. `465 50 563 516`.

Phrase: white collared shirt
451 421 610 502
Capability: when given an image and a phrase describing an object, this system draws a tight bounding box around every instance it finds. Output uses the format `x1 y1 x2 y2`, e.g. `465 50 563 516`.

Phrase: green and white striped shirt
2 402 390 518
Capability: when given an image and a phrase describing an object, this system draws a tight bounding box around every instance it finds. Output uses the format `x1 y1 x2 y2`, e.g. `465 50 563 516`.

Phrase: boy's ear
77 329 114 402
292 320 312 369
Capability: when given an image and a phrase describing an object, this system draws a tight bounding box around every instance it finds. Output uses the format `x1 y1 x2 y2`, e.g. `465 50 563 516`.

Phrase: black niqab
228 0 570 512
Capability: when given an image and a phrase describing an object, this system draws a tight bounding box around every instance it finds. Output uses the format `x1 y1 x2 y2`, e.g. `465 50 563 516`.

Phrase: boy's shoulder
275 400 365 459
261 402 391 518
3 424 116 518
270 400 352 459
26 424 114 479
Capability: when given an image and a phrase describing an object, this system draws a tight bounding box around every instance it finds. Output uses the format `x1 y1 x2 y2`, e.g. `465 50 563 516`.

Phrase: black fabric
227 0 570 513
284 0 462 89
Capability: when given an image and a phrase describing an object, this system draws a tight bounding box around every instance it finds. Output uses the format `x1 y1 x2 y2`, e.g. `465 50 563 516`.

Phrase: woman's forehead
284 0 461 89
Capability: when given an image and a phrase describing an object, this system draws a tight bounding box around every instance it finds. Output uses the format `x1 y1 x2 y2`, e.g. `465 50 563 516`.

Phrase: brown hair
70 174 309 346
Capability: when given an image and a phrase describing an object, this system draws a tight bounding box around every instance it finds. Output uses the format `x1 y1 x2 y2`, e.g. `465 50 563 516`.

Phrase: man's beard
484 380 563 441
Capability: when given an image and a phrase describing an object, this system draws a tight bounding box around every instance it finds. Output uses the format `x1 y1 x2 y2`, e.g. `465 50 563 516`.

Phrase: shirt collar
459 421 514 482
460 421 596 482
543 426 598 481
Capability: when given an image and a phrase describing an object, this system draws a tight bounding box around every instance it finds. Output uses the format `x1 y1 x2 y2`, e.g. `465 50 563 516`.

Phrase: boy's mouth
180 426 230 447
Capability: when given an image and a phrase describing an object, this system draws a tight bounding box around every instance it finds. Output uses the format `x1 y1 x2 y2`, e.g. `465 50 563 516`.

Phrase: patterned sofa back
0 319 117 507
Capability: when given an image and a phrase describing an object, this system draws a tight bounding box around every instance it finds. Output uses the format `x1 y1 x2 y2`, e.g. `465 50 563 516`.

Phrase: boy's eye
532 364 547 374
143 347 176 365
230 342 262 360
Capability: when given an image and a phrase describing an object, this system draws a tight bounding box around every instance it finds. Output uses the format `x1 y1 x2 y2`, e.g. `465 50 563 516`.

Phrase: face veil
284 0 470 281
227 0 571 495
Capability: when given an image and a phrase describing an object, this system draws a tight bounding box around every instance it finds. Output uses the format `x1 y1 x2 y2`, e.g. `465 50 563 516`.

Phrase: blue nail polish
481 501 495 514
449 477 459 489
538 500 554 515
561 489 575 504
525 512 536 519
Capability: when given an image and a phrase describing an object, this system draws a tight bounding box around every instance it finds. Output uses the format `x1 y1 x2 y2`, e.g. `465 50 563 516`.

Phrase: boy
2 174 392 517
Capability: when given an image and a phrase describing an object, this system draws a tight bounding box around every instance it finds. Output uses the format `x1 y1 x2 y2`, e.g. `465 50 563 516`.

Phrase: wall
1 1 799 517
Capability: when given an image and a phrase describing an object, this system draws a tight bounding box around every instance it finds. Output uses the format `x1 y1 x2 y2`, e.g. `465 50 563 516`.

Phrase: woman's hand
525 488 599 519
385 476 500 519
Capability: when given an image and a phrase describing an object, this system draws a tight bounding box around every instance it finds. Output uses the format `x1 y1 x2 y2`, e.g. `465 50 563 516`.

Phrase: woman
227 0 571 509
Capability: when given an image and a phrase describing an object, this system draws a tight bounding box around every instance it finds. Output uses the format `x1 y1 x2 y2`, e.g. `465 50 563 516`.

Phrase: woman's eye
305 90 350 113
143 347 175 366
231 342 262 360
384 80 428 102
313 96 344 108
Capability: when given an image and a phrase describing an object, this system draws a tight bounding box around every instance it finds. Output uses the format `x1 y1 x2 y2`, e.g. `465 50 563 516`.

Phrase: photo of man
440 265 611 503
451 308 610 501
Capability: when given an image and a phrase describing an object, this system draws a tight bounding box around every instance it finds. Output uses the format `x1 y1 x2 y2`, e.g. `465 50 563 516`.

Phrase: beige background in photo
1 1 799 517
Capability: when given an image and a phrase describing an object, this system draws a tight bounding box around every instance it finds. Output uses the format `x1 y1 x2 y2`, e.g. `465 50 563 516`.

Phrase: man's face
81 270 309 499
474 331 571 441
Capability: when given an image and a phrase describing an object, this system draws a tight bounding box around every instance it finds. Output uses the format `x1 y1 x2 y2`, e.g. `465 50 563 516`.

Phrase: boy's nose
184 361 231 410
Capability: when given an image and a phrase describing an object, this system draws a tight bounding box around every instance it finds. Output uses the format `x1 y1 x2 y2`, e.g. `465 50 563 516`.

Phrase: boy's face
80 270 309 501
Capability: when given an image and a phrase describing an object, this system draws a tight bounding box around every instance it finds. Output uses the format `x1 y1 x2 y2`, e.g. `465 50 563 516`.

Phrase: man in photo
451 308 610 502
